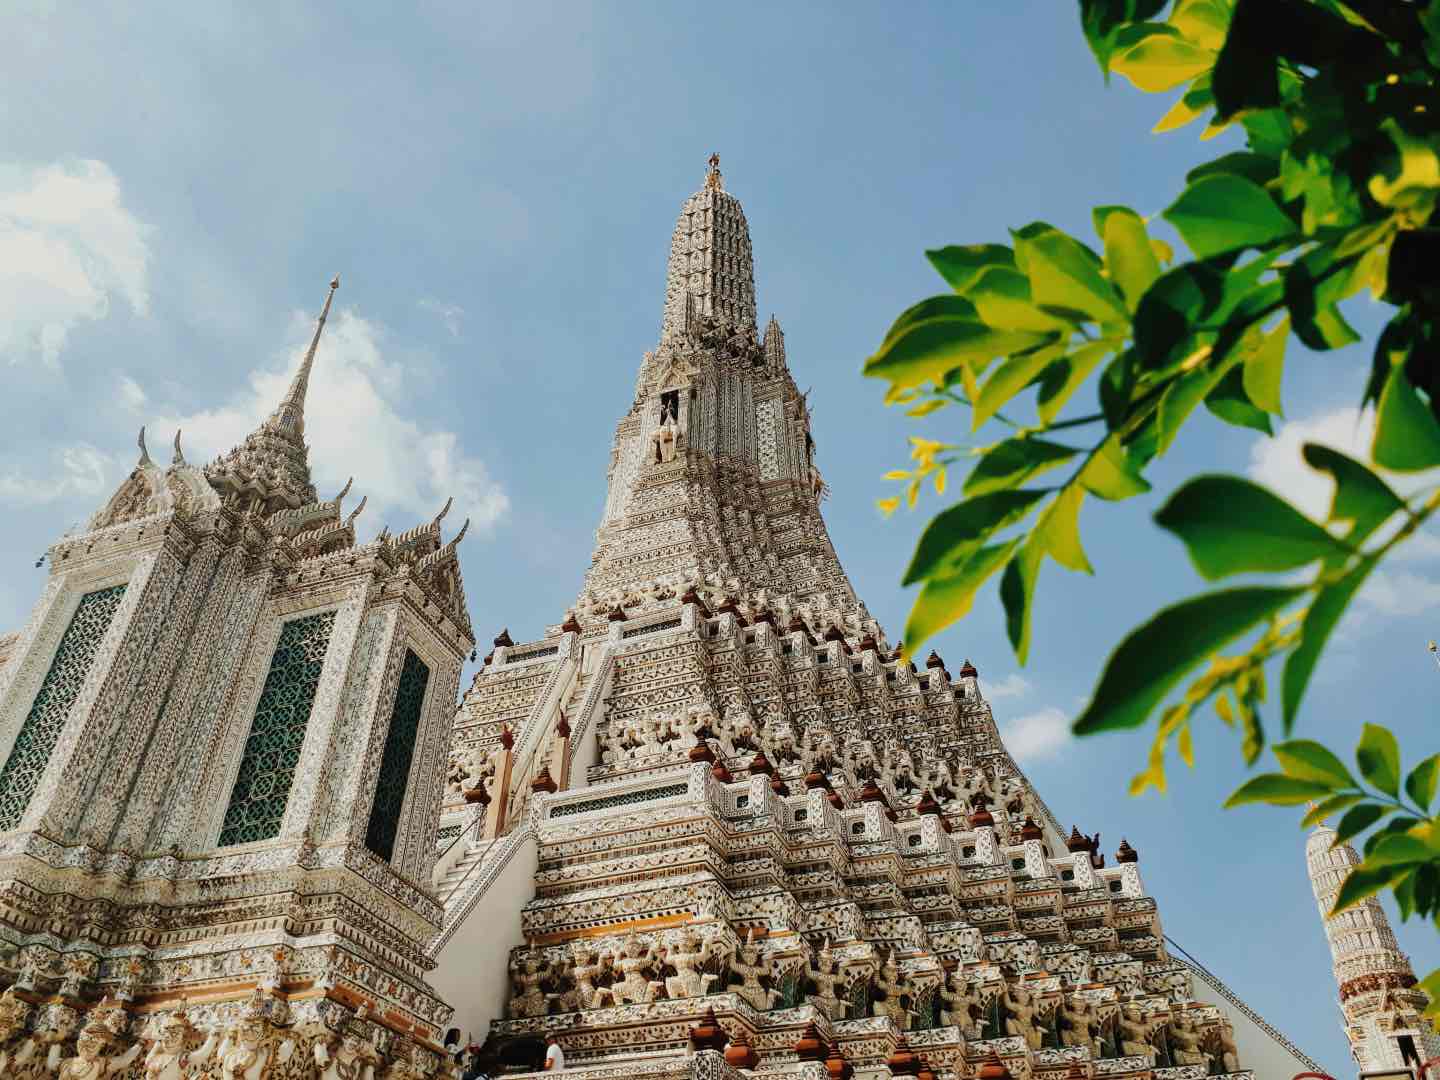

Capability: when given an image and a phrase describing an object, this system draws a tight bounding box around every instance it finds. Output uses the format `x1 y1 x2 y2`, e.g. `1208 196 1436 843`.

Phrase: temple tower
0 279 474 1078
429 160 1320 1080
1307 820 1440 1072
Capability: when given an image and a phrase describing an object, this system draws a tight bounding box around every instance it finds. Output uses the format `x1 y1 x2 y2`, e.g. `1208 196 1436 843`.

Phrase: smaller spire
705 152 723 191
267 275 339 438
136 427 152 467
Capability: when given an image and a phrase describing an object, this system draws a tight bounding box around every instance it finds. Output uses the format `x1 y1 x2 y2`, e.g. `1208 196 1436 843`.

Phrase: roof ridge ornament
266 274 339 439
136 426 152 467
706 152 723 191
172 429 186 466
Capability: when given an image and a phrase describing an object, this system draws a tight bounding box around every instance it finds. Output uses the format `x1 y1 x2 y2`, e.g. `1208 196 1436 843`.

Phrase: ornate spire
266 275 338 438
1306 821 1440 1070
660 155 756 340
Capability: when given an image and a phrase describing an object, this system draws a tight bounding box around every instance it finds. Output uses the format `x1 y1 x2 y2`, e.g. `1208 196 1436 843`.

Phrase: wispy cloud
982 673 1032 701
0 159 151 367
152 307 508 535
419 297 465 339
1000 706 1072 763
0 444 119 506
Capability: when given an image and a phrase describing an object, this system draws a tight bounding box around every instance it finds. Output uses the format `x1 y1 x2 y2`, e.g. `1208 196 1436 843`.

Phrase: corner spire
267 275 339 438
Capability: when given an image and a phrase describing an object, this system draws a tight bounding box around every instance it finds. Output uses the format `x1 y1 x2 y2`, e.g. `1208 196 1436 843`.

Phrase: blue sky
3 2 1436 1071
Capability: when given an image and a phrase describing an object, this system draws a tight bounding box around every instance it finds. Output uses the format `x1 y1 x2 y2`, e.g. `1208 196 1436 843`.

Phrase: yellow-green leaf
1077 435 1151 501
1113 33 1214 92
1163 174 1298 258
1242 317 1287 416
904 540 1018 652
1373 362 1440 472
1096 206 1162 314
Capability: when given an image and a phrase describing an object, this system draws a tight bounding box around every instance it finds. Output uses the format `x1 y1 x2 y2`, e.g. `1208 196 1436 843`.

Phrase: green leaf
1037 340 1115 425
1112 31 1215 91
1373 362 1440 471
1356 722 1402 797
1187 151 1278 188
903 489 1051 586
1073 585 1305 735
1096 206 1161 313
1077 435 1151 501
904 540 1017 652
1154 475 1349 580
1242 317 1287 415
1000 539 1045 664
1163 174 1297 258
1019 228 1128 324
1302 793 1365 828
927 245 1016 294
1285 249 1361 352
1335 803 1389 846
1301 444 1405 545
967 267 1073 333
973 342 1068 430
965 438 1080 497
1170 0 1230 50
1037 483 1091 573
1366 834 1432 869
1204 363 1273 434
1282 557 1375 731
1405 753 1439 812
1225 772 1337 807
1272 740 1355 789
878 295 979 350
1079 0 1169 73
1331 862 1410 915
1155 349 1240 456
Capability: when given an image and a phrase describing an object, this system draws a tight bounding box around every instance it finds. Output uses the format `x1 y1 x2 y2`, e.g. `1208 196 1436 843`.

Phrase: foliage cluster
865 0 1440 1018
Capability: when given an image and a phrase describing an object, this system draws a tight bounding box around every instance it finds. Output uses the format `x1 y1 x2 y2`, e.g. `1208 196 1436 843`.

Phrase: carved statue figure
191 994 295 1080
22 1002 80 1077
314 1007 378 1080
885 747 919 796
652 421 678 464
959 766 995 807
613 939 661 1005
509 954 549 1018
570 947 614 1010
1116 1002 1159 1058
845 740 882 783
1001 983 1050 1051
0 986 34 1075
56 1019 142 1080
730 930 778 1012
938 969 987 1039
871 952 912 1030
1057 994 1103 1057
807 937 847 1020
1207 1023 1240 1073
662 930 719 1000
142 1008 213 1080
1166 1013 1211 1068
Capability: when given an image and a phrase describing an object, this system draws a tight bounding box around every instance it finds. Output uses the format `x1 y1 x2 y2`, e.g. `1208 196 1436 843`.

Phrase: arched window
218 610 335 847
365 649 431 862
0 584 127 831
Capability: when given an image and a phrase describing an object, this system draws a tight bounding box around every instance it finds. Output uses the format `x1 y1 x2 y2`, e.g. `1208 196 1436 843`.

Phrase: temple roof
205 276 338 514
660 155 756 340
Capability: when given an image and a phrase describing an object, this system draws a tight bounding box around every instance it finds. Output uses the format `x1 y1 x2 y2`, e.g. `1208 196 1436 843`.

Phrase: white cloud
0 159 151 367
419 297 465 339
118 375 147 411
1355 570 1440 618
1000 706 1072 763
153 307 509 535
0 444 119 506
981 673 1032 701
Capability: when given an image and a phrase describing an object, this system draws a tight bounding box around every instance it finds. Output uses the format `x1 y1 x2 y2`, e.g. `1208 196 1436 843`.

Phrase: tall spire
267 275 339 438
1306 820 1440 1070
660 155 756 340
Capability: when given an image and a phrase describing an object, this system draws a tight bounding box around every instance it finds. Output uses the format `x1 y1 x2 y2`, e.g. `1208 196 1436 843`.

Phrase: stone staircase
435 835 496 906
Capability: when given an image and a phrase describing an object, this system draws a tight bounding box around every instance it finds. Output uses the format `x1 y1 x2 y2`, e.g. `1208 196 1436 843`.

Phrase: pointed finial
453 517 470 545
344 495 368 526
433 496 453 526
705 152 723 191
136 427 152 466
172 429 186 466
267 275 340 438
333 477 353 503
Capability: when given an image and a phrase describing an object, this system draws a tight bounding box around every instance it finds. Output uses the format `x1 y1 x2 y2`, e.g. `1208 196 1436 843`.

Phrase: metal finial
705 152 723 191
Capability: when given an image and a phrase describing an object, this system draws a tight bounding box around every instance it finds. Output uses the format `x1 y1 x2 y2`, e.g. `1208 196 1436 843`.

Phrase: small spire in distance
268 275 339 439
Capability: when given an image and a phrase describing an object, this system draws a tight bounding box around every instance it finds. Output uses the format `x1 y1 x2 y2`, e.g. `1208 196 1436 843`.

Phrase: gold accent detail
705 153 723 191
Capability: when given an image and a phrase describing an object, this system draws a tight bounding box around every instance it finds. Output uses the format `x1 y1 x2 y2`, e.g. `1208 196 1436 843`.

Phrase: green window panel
0 584 127 832
218 610 335 847
365 648 431 862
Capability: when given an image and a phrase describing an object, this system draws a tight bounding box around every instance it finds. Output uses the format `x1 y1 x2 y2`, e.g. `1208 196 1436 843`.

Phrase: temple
1307 815 1440 1072
425 159 1321 1080
0 161 1336 1078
